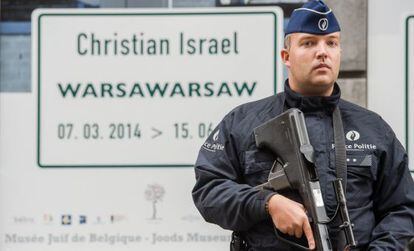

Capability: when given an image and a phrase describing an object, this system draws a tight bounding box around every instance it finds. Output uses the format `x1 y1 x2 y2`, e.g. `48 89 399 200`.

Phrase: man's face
281 32 341 96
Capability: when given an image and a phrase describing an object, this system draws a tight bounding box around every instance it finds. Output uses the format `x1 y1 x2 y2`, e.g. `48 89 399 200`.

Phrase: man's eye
302 41 314 46
327 40 338 47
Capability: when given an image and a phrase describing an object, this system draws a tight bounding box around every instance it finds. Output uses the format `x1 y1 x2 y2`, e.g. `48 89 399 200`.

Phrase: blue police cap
285 0 340 36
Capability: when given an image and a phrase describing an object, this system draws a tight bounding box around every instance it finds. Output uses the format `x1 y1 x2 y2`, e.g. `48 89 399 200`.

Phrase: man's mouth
313 63 331 70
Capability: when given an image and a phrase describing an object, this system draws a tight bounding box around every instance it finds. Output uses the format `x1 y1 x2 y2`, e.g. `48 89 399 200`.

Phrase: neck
284 80 341 113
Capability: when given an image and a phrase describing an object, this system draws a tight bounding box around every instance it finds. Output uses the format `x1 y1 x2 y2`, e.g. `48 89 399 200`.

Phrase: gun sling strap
330 107 350 250
333 107 347 191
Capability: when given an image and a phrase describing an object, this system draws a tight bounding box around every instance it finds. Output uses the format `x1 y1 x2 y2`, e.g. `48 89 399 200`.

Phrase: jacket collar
284 79 340 113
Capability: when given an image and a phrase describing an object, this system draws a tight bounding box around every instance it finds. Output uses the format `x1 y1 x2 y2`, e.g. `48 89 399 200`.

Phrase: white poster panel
34 9 283 167
408 16 414 167
368 0 414 171
0 8 283 251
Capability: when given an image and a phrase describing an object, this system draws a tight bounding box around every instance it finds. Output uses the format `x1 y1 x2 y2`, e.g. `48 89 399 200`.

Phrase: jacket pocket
346 153 377 209
347 154 377 180
242 149 274 186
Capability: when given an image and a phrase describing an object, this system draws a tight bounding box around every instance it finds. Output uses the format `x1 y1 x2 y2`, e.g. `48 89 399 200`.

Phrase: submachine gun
254 108 356 251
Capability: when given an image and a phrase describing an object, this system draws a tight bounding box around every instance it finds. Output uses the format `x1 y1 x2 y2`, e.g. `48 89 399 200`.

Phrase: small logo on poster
61 215 72 225
93 216 104 225
43 214 54 225
79 215 87 224
111 214 127 223
12 216 35 225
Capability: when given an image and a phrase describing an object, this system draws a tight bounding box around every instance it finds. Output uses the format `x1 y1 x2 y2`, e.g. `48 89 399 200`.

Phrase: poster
0 7 283 250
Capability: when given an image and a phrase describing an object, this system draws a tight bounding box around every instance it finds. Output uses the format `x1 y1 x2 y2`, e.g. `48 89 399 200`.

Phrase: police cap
285 0 341 36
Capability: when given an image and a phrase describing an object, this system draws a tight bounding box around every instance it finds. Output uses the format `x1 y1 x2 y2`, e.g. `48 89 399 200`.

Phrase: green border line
38 14 42 168
37 11 280 168
406 16 413 159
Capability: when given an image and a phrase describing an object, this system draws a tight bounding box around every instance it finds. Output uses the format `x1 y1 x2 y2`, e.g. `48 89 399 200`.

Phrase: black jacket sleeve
192 112 275 231
368 120 414 250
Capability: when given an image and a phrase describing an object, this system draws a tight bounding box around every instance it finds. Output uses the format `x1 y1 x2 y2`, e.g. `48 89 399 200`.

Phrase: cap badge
318 18 329 31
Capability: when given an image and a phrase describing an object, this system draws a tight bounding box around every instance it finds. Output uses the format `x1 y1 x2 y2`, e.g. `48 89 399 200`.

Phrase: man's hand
268 194 315 250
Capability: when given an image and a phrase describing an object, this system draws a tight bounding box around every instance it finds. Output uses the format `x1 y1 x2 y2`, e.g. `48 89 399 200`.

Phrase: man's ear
281 49 290 68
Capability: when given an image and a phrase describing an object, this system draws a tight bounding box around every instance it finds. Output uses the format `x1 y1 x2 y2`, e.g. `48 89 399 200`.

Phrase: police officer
192 0 414 250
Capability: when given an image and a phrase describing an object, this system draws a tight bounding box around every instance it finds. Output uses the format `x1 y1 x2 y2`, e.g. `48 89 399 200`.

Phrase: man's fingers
294 226 303 238
287 227 295 236
303 219 315 250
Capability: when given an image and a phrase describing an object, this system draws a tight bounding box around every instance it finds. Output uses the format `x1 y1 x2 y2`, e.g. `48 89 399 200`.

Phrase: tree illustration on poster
145 184 165 220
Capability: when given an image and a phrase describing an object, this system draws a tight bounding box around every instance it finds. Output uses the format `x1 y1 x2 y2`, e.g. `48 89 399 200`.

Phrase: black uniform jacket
192 81 414 250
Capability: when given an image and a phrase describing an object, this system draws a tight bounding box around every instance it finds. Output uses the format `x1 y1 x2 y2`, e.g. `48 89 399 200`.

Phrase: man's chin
310 77 335 87
305 80 335 96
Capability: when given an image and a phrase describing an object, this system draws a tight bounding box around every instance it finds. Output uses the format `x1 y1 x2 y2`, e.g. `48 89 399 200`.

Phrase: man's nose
316 43 328 59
